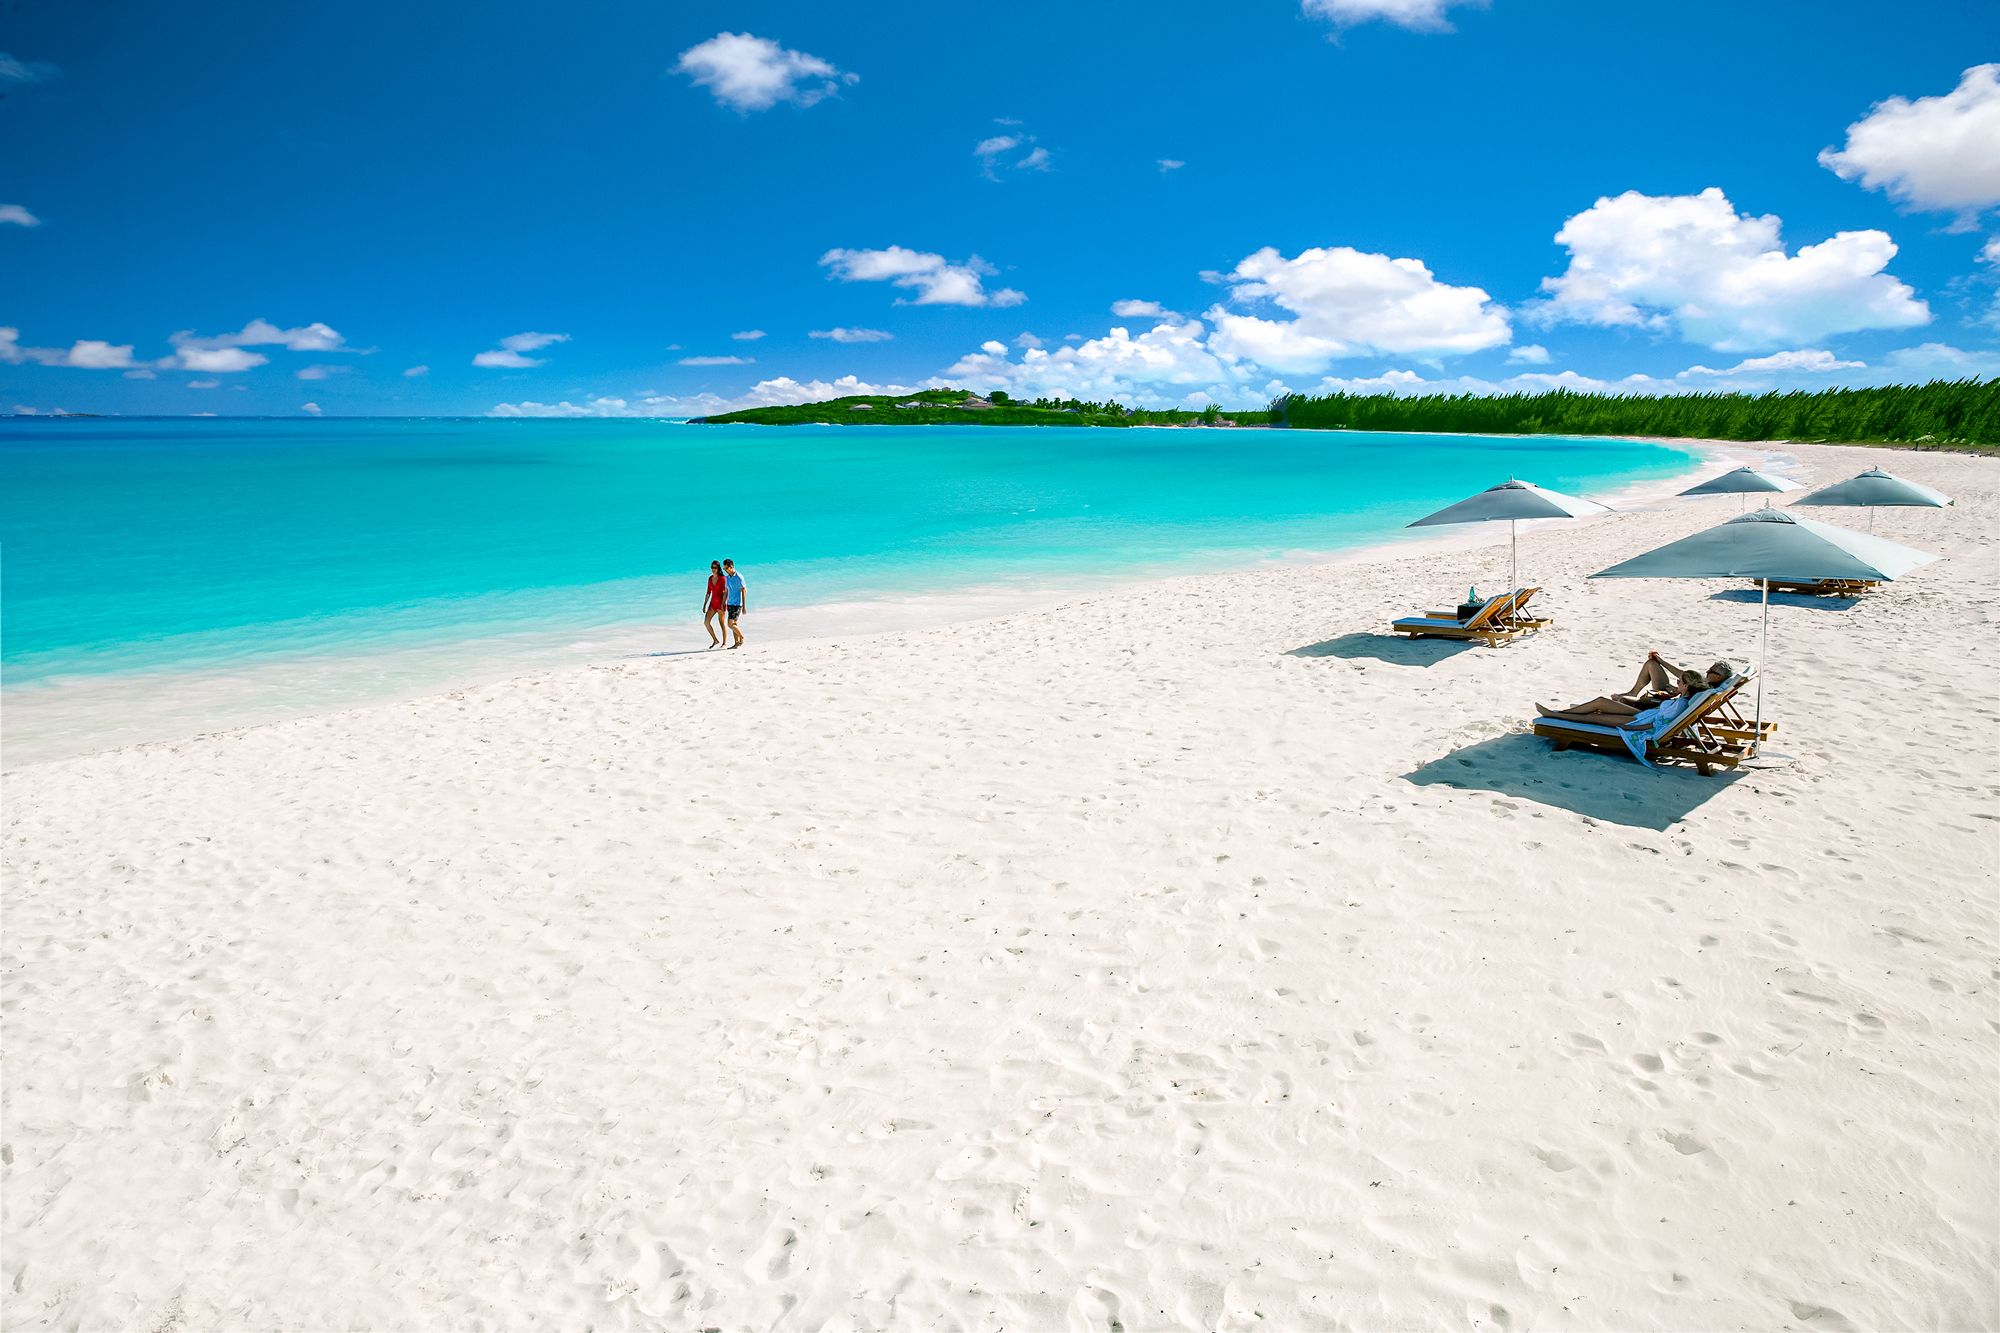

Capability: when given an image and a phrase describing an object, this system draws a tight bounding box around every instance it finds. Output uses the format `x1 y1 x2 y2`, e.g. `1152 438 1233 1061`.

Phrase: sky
3 0 1998 416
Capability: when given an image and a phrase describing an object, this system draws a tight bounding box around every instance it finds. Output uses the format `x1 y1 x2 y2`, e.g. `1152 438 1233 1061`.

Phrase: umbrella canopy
1593 507 1938 584
1408 479 1610 596
1591 508 1940 747
1795 468 1952 510
1409 479 1610 526
1680 465 1801 502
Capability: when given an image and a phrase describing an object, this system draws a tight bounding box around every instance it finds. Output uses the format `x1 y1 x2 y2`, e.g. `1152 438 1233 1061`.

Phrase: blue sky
3 0 1997 415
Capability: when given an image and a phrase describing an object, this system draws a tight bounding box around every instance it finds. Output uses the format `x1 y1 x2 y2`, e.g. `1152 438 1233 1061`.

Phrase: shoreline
1 440 1752 770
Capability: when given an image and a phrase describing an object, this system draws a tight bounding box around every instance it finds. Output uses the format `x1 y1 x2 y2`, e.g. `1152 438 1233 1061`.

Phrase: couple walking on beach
703 559 747 649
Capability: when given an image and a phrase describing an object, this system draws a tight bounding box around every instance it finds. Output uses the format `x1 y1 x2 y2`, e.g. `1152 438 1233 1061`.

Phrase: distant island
695 389 1249 429
696 380 2000 450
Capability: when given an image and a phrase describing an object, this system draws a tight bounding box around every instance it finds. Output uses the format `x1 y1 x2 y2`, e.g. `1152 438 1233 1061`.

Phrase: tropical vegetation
696 378 2000 450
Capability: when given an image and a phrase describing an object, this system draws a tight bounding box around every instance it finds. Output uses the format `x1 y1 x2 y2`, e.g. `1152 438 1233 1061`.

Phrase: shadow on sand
631 648 729 659
1288 632 1479 666
1405 731 1743 830
1710 588 1859 612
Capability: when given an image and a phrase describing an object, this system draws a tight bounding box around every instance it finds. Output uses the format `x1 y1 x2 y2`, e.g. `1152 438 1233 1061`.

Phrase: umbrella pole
1510 519 1518 593
1754 577 1769 754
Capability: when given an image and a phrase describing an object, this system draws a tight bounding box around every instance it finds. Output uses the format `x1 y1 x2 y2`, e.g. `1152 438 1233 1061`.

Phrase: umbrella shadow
1709 588 1860 612
1288 632 1479 666
1404 732 1744 830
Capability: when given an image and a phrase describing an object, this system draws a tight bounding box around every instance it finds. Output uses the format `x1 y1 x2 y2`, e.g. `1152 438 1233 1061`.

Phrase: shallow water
0 417 1697 762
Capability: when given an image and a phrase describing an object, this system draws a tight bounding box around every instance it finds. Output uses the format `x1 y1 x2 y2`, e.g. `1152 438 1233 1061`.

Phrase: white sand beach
4 442 1995 1330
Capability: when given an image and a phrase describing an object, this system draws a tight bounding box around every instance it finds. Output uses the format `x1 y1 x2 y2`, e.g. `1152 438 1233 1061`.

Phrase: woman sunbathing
1537 656 1733 726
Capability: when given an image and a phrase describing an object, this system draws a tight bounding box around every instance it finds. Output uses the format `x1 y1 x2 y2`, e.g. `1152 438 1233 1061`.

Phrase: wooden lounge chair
1531 672 1763 775
1756 577 1879 596
1391 587 1543 648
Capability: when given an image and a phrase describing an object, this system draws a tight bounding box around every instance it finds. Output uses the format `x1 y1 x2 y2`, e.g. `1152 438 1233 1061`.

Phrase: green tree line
1269 378 2000 447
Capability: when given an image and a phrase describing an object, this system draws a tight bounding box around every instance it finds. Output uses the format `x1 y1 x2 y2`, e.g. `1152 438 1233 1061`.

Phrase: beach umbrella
1679 465 1801 512
1794 468 1952 530
1591 507 1940 748
1407 479 1611 595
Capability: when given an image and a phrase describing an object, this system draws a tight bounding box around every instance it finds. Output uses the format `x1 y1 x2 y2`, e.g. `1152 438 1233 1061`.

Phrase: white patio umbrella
1679 465 1801 512
1794 468 1952 531
1408 479 1610 596
1591 508 1940 748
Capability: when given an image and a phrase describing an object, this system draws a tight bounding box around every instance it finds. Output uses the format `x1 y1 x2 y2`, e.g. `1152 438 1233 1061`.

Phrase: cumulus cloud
1506 343 1550 364
1679 348 1865 378
172 319 346 353
490 373 920 419
0 326 140 369
810 327 894 342
675 32 855 112
301 402 323 416
403 364 429 377
1820 65 2000 226
1204 244 1510 372
1878 341 2000 379
0 205 40 227
187 379 221 390
1158 159 1185 173
473 331 569 368
167 346 267 372
1301 0 1485 31
975 123 1053 180
678 354 754 366
297 364 348 381
1535 187 1929 351
731 329 766 341
821 246 1026 307
936 317 1255 406
0 53 58 84
1111 299 1176 319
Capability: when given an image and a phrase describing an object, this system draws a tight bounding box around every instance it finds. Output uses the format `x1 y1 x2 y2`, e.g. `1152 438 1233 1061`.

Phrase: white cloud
0 205 39 227
821 246 1025 307
810 327 894 342
1679 348 1865 378
1204 244 1510 372
1506 343 1550 364
0 53 58 84
936 317 1255 406
1158 159 1185 172
172 319 346 353
731 329 767 341
679 354 754 366
301 402 323 416
188 379 221 390
124 368 157 380
675 32 855 112
1535 187 1929 351
167 346 267 372
1014 332 1043 349
474 331 569 368
1820 65 2000 225
403 364 429 377
1301 0 1485 31
1879 341 2000 380
0 327 140 369
1983 237 2000 265
976 129 1051 180
297 364 344 380
490 373 920 419
1111 299 1176 319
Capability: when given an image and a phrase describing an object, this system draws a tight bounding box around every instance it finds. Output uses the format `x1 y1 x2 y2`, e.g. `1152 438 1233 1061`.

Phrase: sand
3 442 1995 1331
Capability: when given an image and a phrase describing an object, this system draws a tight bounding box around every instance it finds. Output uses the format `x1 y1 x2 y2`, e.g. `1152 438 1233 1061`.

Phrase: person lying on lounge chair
1536 657 1732 726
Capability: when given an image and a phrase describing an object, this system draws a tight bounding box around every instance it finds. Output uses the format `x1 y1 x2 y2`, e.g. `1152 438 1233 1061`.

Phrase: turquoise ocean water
0 418 1699 763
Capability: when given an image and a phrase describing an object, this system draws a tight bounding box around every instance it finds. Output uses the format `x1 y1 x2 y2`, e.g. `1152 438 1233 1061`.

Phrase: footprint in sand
749 1226 798 1280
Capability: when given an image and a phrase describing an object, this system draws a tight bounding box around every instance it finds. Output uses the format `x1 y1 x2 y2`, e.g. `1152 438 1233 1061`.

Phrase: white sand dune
4 443 1995 1331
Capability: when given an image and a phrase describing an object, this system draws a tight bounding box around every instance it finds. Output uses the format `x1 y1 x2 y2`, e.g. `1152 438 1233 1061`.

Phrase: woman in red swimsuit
702 559 727 647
